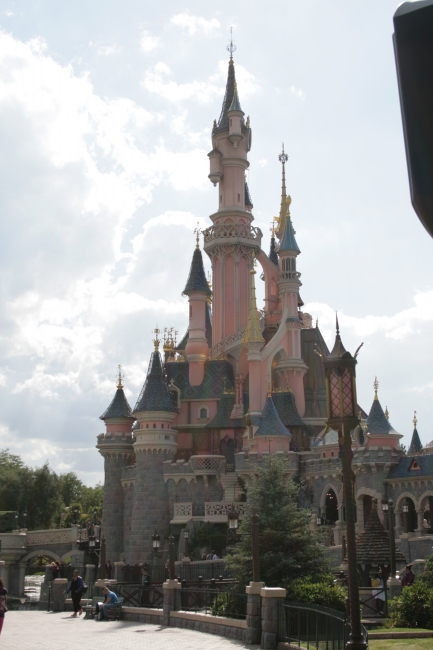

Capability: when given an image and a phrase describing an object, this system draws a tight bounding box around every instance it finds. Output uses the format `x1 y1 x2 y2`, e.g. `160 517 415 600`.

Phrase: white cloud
290 85 305 101
257 159 268 167
171 13 220 36
140 30 159 52
89 42 121 56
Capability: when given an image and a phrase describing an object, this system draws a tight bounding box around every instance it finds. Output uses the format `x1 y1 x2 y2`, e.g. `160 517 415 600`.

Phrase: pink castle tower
204 52 261 348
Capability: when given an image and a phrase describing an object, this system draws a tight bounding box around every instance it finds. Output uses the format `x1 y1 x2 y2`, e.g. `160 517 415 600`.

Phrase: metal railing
279 602 348 650
114 584 163 609
120 565 167 585
175 561 231 581
176 586 247 620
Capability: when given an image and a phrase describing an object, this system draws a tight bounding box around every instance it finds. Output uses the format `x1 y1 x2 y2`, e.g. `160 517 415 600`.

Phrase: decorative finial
246 115 250 128
336 312 340 335
385 406 389 420
316 317 318 328
413 410 417 428
212 119 217 131
227 27 237 59
117 364 123 389
373 376 379 401
270 219 276 238
278 143 288 165
194 223 201 249
153 326 160 351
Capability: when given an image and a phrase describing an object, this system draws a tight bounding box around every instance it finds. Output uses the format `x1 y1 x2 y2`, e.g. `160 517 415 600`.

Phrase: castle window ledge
189 455 226 475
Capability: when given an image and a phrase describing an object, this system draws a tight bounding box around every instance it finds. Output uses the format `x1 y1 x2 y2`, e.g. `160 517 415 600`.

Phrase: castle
97 52 433 568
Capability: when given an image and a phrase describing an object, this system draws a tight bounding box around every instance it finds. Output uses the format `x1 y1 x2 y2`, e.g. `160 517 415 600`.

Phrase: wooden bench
82 596 123 620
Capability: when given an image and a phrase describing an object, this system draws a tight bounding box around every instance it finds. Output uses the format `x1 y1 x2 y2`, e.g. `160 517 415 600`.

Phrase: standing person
66 569 85 617
371 574 385 614
211 550 219 560
0 579 7 634
401 565 415 588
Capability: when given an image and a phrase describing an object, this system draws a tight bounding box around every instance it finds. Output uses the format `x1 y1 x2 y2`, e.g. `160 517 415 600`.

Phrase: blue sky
0 1 432 484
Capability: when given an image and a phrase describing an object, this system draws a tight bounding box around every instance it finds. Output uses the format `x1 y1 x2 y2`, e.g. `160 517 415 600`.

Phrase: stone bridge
0 526 86 596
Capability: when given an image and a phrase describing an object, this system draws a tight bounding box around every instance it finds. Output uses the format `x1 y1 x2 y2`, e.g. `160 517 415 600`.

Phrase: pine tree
225 455 328 589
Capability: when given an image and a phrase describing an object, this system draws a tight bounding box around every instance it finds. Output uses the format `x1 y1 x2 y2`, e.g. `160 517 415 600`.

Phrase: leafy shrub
388 583 433 629
286 576 347 613
210 591 245 619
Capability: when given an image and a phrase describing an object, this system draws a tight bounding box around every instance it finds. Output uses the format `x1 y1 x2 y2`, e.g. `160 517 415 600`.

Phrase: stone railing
189 455 226 475
209 327 246 360
204 502 246 521
0 532 27 549
26 528 76 546
172 503 193 522
203 223 262 244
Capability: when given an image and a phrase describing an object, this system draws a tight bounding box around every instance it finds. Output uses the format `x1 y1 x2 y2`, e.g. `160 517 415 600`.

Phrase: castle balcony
189 455 226 476
171 502 193 524
203 222 262 249
170 501 246 524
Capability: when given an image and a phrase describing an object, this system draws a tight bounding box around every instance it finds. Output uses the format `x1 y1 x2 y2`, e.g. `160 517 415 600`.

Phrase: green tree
225 455 329 591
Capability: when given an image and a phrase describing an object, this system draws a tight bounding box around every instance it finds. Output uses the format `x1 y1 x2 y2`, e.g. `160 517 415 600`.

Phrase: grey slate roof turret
213 59 248 135
367 400 399 435
245 181 253 209
183 247 212 296
269 237 279 266
279 215 300 253
255 395 291 438
100 387 134 420
408 426 423 455
354 500 406 566
228 83 243 112
134 351 178 414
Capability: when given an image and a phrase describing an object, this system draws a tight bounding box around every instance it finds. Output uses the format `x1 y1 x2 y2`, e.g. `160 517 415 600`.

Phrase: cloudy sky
0 0 432 485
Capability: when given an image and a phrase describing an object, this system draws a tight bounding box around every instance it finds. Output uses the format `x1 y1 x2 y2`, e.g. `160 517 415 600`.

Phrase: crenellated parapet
96 431 134 458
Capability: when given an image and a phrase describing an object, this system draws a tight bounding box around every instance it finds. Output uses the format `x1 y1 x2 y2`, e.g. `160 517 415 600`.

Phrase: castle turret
365 377 402 449
243 255 264 415
204 51 260 345
127 331 178 563
276 187 308 415
408 410 423 455
183 236 212 386
276 145 288 240
97 368 134 562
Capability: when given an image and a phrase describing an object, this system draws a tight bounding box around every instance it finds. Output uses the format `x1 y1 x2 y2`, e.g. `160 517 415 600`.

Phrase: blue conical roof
279 216 300 253
269 237 279 266
255 395 291 437
367 399 396 435
183 247 211 296
100 387 134 420
228 83 243 112
134 351 178 414
408 427 423 455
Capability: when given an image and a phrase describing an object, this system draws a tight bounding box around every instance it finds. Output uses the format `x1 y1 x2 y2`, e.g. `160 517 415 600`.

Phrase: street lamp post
402 500 409 534
168 534 175 580
388 499 397 580
73 507 79 526
183 529 189 559
319 317 367 650
381 500 389 531
22 509 27 530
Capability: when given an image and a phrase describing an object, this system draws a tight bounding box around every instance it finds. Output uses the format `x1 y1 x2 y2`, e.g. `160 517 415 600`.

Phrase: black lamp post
168 534 175 580
402 499 409 534
319 317 367 650
388 499 397 580
152 531 161 553
183 529 189 559
22 509 27 530
14 511 18 529
73 507 79 526
93 508 98 525
381 499 389 530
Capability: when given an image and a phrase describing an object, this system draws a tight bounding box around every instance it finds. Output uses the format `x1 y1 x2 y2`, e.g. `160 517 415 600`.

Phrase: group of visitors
371 564 415 614
65 569 118 620
201 550 219 560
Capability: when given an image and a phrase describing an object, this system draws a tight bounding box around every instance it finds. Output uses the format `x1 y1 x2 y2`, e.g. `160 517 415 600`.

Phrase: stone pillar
162 579 181 626
52 578 68 612
0 561 4 581
246 581 264 645
114 561 125 582
44 564 53 583
18 563 26 597
261 587 286 649
84 564 95 585
416 510 425 536
2 564 10 591
386 577 401 611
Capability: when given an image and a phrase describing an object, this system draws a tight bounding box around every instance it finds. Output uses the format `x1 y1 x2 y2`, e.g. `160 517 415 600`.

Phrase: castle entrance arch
324 488 338 525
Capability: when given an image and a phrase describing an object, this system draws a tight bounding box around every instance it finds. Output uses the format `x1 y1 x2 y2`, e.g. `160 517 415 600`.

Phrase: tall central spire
243 254 264 345
276 144 288 239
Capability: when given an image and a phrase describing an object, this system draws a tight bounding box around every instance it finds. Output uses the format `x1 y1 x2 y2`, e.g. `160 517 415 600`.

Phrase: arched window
270 280 276 295
153 423 156 429
198 405 209 420
161 423 164 429
291 258 296 271
146 424 149 429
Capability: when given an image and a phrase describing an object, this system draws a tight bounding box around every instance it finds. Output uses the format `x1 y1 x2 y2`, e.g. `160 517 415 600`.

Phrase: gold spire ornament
153 327 160 351
385 406 389 420
277 144 288 239
117 364 123 389
243 252 265 345
373 376 379 400
194 223 201 249
413 410 418 428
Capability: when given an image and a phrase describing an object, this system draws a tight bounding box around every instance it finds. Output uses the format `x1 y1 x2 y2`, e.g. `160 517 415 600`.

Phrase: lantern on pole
318 315 367 650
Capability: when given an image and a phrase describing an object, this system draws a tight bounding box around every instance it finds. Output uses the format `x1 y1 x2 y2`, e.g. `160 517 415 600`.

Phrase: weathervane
117 364 123 389
194 222 201 249
227 27 237 58
373 376 379 400
278 142 288 165
413 410 418 428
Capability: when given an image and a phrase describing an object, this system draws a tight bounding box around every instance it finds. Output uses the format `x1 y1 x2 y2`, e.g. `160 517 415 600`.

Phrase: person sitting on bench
95 586 119 620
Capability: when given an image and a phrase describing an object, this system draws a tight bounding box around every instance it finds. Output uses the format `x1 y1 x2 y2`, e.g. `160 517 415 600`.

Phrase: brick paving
2 611 256 649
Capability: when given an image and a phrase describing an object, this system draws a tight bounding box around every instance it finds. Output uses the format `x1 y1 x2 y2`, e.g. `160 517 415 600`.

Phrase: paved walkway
2 611 256 649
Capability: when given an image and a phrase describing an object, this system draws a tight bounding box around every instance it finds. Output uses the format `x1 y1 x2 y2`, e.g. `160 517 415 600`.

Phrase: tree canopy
0 449 103 531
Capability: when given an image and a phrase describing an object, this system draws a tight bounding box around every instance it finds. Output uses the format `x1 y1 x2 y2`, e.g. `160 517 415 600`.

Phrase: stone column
386 577 401 611
52 578 68 612
0 561 4 581
261 587 286 649
162 579 181 626
245 581 264 645
114 561 125 582
84 564 95 585
416 510 425 536
2 564 10 591
18 563 26 597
